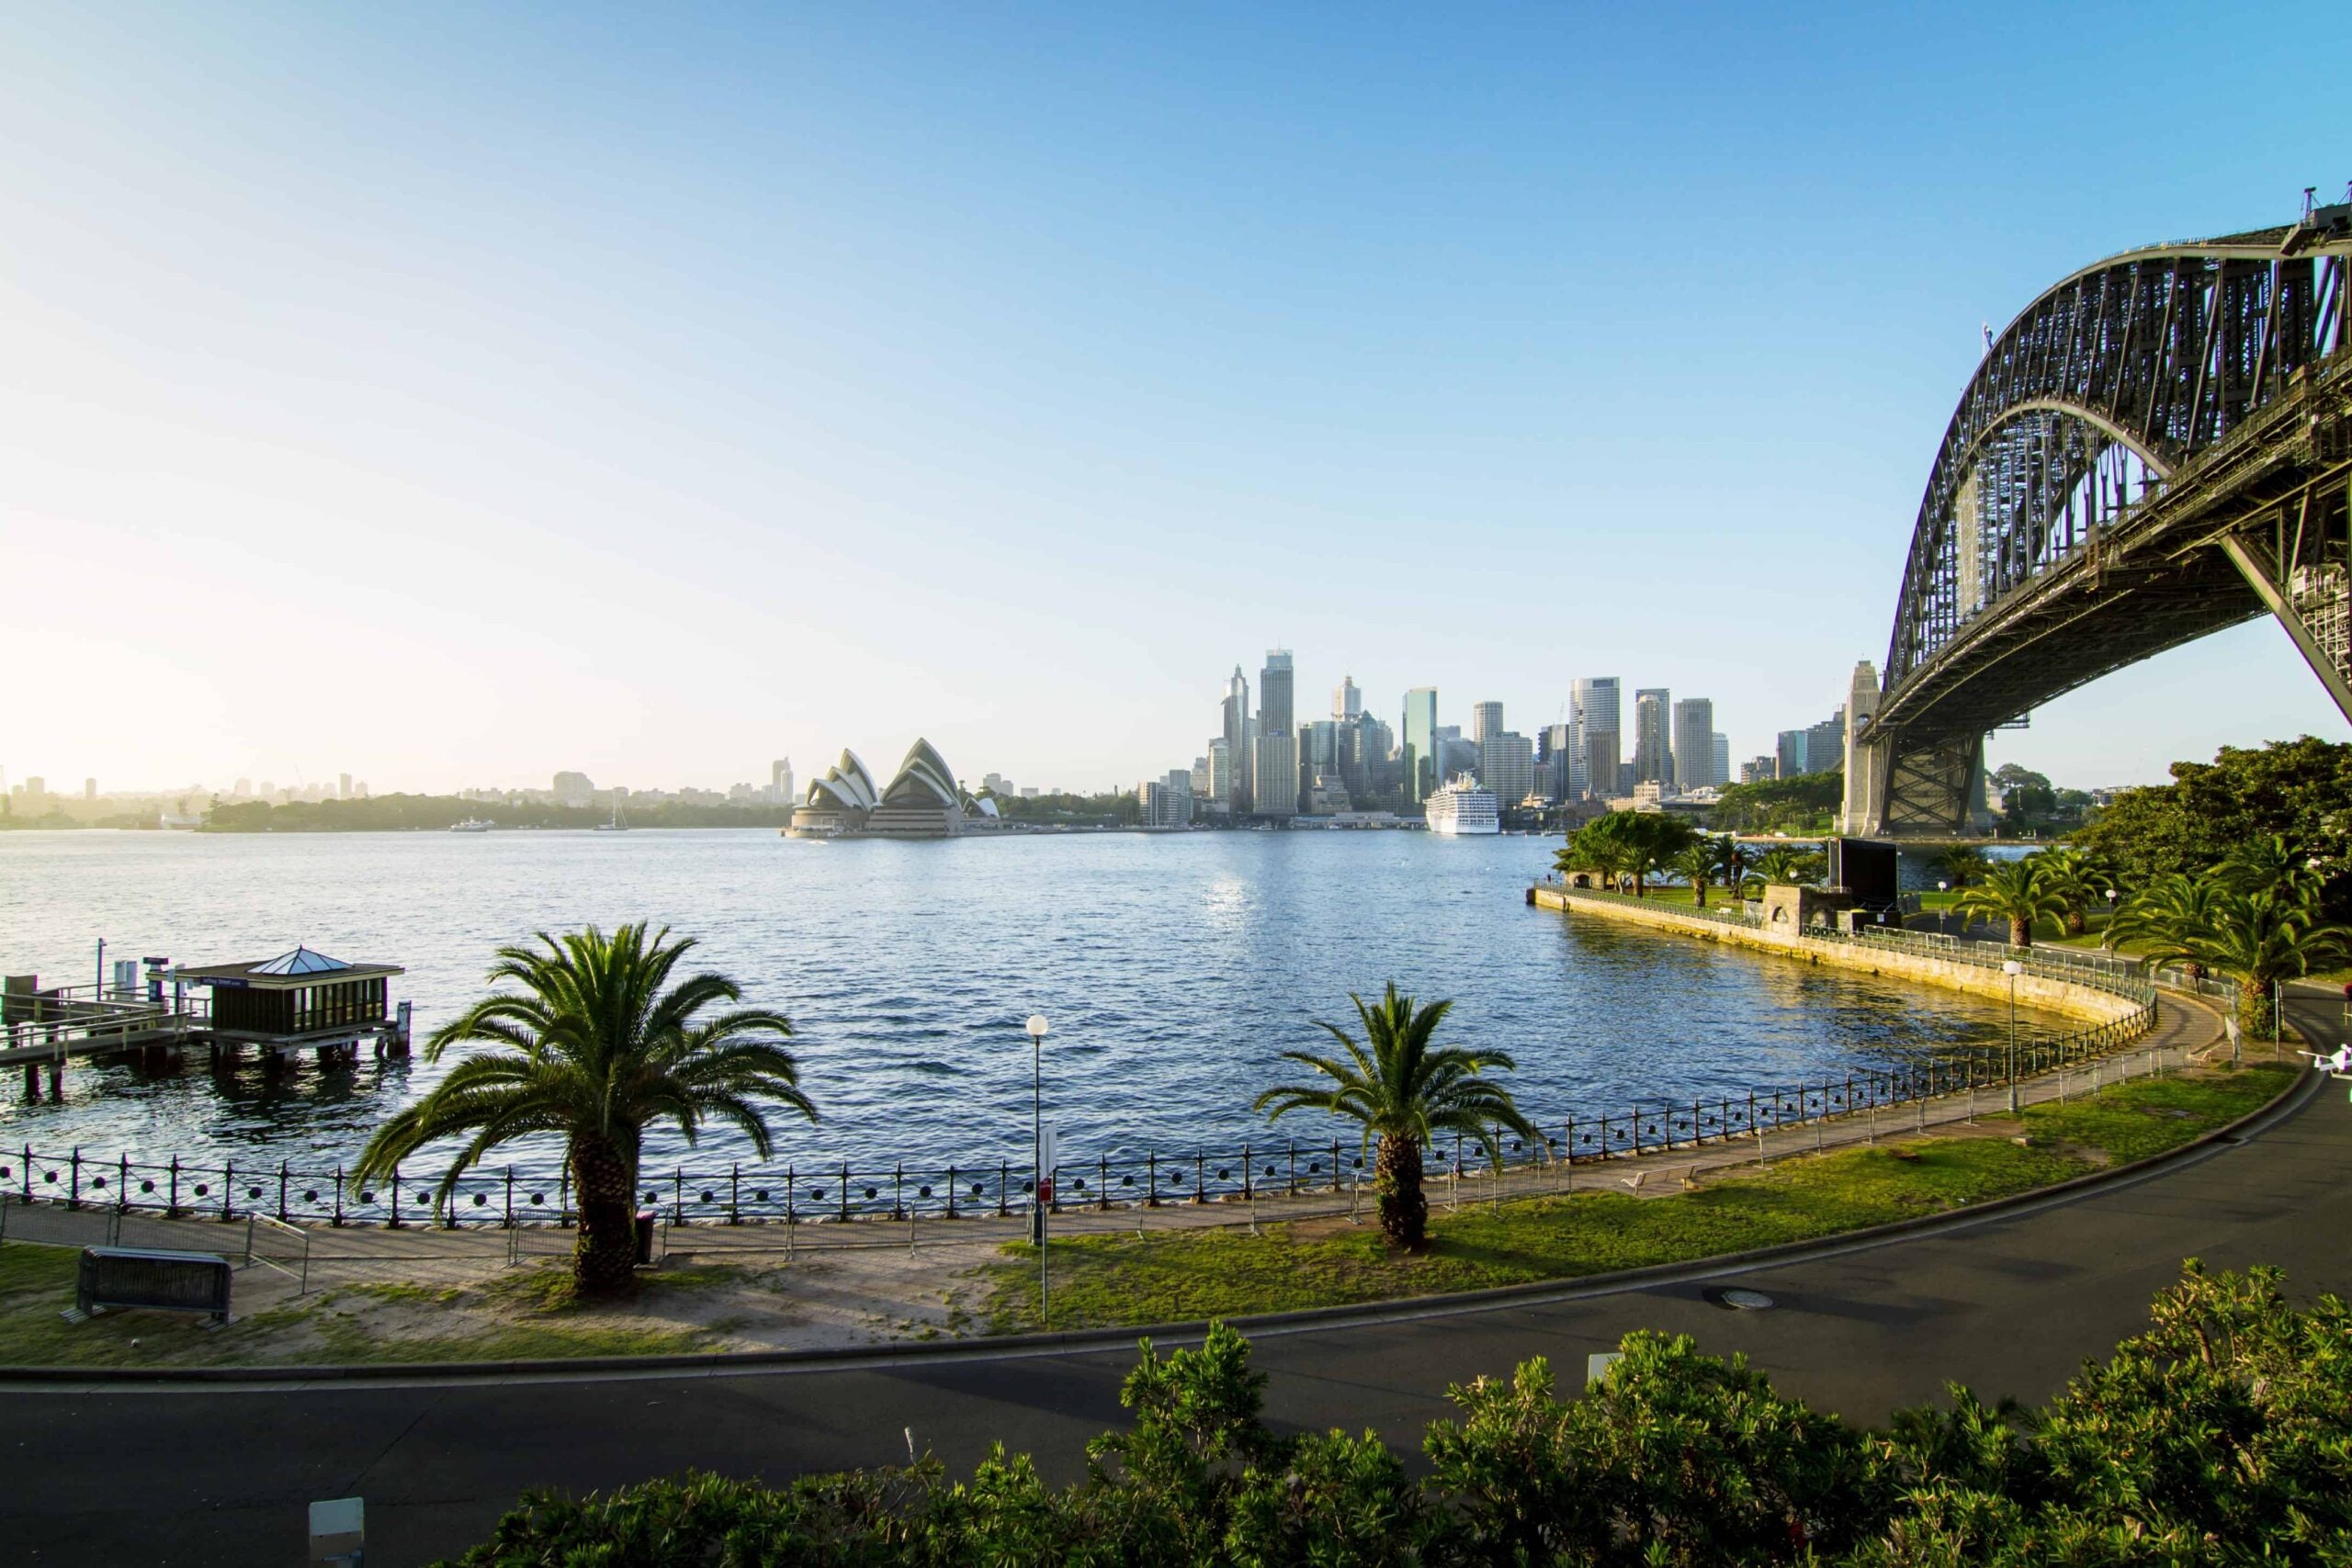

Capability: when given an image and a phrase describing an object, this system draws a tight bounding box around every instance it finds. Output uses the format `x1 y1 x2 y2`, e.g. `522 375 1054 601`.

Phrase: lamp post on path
1025 1013 1050 1328
2003 959 2023 1115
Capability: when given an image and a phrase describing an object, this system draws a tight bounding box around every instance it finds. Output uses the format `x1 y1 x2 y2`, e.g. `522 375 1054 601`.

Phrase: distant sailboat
594 790 628 831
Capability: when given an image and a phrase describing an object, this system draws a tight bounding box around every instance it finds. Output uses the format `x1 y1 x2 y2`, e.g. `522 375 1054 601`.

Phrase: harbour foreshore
1527 883 2143 1025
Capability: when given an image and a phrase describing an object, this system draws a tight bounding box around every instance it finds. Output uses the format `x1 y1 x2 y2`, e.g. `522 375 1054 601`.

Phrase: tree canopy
2078 737 2352 918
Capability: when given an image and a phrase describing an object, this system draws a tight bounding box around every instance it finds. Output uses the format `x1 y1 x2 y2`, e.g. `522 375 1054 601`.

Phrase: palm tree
2033 847 2113 937
1754 845 1815 886
2216 834 2323 904
353 923 812 1296
1951 856 2068 947
2105 873 2224 983
1253 985 1536 1249
2129 886 2349 1041
1931 845 1993 888
1668 840 1724 908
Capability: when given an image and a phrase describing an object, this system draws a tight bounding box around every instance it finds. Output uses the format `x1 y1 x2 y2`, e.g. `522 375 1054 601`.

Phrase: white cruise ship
1423 774 1500 836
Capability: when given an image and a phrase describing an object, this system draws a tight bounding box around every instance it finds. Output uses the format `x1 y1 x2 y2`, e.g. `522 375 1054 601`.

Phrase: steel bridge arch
1845 206 2352 836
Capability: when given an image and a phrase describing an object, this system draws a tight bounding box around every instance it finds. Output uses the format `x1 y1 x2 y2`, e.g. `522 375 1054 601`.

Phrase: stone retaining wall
1529 886 2139 1024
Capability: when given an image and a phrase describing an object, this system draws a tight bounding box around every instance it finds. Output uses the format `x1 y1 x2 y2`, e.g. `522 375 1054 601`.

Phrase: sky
3 3 2346 798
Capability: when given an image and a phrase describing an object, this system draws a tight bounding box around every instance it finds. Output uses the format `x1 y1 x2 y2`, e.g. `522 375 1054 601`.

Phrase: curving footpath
4 987 2347 1567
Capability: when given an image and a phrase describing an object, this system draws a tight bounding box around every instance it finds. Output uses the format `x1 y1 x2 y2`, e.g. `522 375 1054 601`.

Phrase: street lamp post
1937 880 1950 935
2002 959 2023 1115
1025 1013 1050 1328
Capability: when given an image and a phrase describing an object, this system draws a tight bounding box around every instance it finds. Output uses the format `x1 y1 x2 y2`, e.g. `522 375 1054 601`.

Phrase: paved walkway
8 988 2336 1567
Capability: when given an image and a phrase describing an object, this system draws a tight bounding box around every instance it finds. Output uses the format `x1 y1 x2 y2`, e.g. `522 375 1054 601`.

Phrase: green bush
444 1265 2351 1566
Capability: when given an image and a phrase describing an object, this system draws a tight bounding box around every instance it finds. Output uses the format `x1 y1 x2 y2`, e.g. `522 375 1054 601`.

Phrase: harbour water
0 829 2062 1174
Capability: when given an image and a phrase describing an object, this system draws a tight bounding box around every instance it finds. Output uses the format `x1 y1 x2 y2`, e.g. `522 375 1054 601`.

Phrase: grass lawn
0 1250 733 1370
978 1064 2293 1334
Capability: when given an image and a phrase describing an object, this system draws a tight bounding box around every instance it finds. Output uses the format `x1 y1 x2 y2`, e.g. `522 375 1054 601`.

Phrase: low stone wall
1529 886 2139 1025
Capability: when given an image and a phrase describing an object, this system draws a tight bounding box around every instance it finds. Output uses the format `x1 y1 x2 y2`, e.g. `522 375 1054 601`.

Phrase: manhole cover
1703 1286 1777 1312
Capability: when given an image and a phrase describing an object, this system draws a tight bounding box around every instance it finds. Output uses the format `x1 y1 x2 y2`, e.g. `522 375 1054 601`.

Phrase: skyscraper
1401 687 1438 804
1482 731 1533 806
1221 666 1252 813
1333 674 1362 719
1205 739 1233 811
771 757 795 804
1711 733 1730 788
1571 677 1620 799
1670 697 1713 793
1254 649 1297 818
1472 700 1504 744
1633 688 1672 785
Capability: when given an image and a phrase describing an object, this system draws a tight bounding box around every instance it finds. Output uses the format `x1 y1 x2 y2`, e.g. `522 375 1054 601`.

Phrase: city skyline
5 9 2345 797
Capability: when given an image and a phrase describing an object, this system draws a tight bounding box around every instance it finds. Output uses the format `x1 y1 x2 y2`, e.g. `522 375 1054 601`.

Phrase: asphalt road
7 987 2346 1567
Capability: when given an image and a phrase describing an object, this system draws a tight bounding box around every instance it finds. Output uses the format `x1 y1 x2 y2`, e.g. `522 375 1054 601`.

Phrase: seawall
1528 886 2140 1024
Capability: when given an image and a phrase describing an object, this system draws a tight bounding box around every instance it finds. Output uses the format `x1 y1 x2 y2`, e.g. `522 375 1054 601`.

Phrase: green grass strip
979 1064 2293 1334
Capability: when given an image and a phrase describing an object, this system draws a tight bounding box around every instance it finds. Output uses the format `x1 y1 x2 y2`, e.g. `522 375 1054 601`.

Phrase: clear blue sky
4 3 2344 795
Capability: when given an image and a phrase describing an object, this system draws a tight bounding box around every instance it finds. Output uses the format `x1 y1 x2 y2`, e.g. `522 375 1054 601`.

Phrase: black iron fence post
220 1158 235 1222
333 1165 345 1227
1147 1151 1158 1207
67 1148 81 1210
944 1162 956 1219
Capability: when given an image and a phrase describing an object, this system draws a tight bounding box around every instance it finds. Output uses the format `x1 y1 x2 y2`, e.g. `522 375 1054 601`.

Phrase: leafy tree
1708 769 1845 833
2078 737 2352 919
1252 985 1537 1250
1951 856 2067 947
354 924 812 1296
1565 810 1700 896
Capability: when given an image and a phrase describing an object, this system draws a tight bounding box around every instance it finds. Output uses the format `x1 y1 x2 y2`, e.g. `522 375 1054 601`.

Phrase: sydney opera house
786 739 988 839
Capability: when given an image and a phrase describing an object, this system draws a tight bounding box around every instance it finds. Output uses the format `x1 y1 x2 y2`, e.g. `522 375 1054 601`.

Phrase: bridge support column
1844 728 1990 838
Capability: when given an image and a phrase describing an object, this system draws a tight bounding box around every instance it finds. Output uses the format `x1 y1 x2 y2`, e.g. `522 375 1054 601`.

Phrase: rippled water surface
0 829 2061 1171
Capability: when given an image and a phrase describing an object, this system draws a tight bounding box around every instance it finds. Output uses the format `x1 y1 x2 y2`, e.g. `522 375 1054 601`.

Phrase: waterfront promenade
0 986 2333 1566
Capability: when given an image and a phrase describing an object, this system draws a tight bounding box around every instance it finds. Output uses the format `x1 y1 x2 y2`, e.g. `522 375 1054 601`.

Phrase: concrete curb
0 1039 2314 1392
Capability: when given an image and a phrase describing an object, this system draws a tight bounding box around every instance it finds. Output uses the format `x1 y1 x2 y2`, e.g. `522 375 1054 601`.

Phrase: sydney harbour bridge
1842 197 2352 837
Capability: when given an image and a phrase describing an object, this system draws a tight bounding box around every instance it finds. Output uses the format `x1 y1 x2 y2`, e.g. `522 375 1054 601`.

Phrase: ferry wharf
3 945 409 1100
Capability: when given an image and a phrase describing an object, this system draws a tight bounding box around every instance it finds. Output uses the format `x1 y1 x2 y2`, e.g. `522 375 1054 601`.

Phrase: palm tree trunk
1692 879 1707 909
2009 915 2031 948
2236 976 2276 1043
1373 1134 1428 1249
571 1134 639 1296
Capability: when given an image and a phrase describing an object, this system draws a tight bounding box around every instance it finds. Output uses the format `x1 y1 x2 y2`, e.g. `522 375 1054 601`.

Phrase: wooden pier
5 946 408 1100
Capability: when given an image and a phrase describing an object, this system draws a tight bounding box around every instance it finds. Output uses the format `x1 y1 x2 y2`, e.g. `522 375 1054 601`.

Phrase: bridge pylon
1842 726 1993 839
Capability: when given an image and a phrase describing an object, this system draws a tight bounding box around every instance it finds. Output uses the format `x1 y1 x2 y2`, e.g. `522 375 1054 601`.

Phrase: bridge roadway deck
2 987 2346 1566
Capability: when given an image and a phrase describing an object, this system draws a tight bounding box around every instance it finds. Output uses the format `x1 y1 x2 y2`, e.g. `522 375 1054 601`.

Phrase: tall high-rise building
1221 666 1252 813
1742 755 1777 784
1670 697 1713 793
1777 729 1808 777
338 772 353 800
1482 731 1534 806
1191 754 1212 799
1254 649 1297 818
1711 733 1730 789
84 778 96 800
1633 689 1672 785
1333 675 1362 719
1401 687 1439 804
771 758 795 804
1805 708 1847 777
1472 700 1504 744
1206 739 1234 812
1571 677 1620 799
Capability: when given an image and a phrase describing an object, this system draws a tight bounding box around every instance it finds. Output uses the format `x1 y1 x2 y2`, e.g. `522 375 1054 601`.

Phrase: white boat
593 792 628 831
449 818 493 833
1423 774 1499 836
